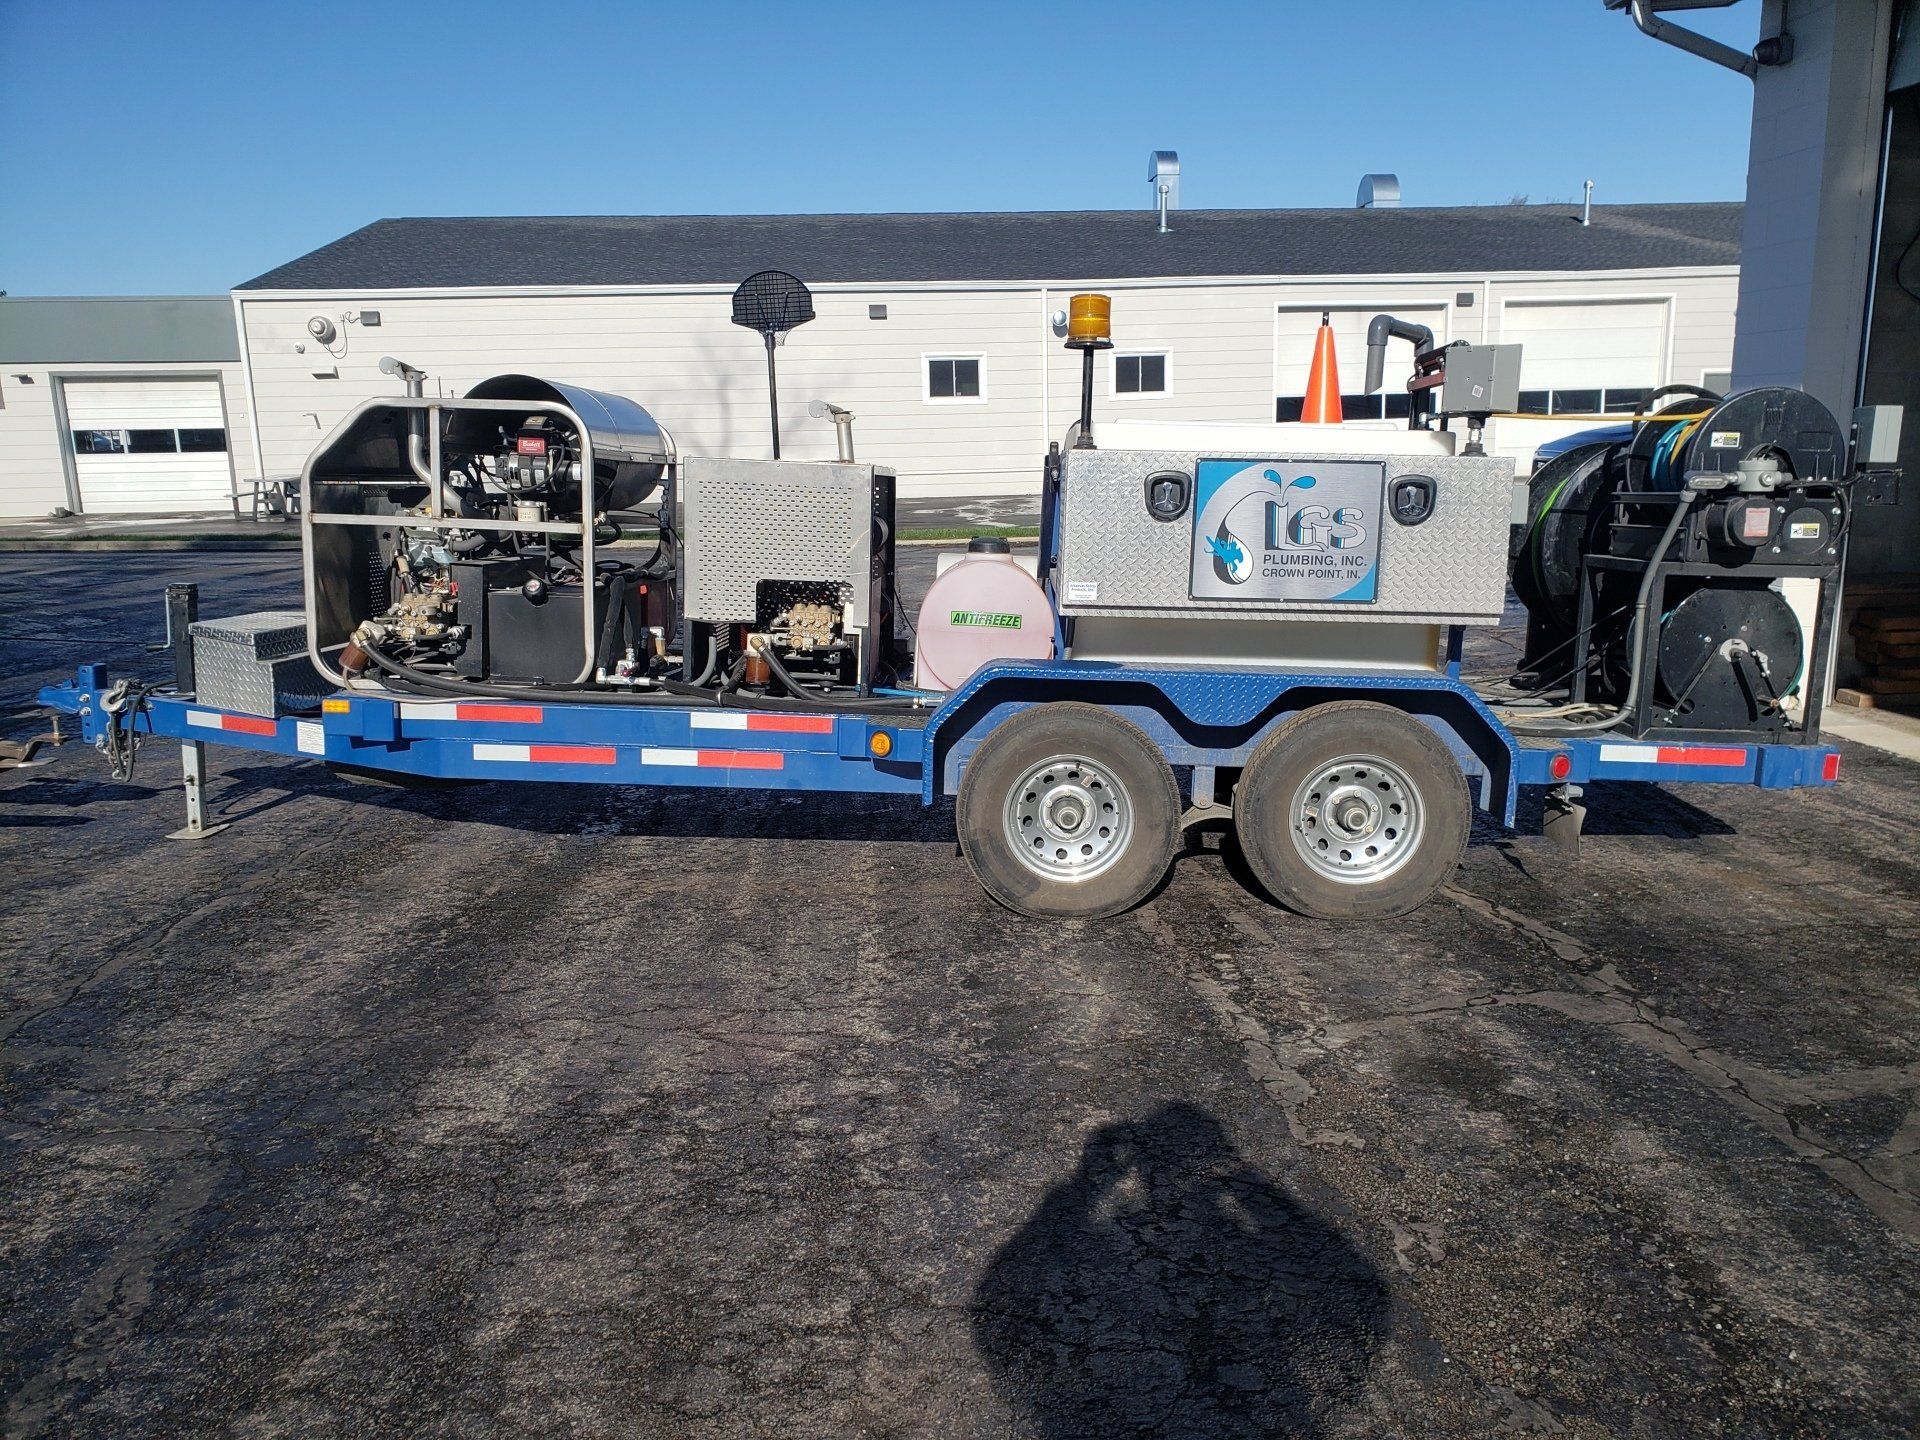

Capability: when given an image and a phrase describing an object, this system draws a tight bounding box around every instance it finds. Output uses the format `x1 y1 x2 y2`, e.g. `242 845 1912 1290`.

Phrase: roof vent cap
1357 173 1401 209
1148 151 1181 211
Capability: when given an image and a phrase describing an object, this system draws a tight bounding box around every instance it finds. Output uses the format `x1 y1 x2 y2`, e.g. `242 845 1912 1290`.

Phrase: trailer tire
957 703 1179 920
1234 701 1469 920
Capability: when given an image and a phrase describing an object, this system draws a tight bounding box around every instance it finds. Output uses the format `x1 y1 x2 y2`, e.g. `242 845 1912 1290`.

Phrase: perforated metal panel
1057 447 1514 625
679 458 887 629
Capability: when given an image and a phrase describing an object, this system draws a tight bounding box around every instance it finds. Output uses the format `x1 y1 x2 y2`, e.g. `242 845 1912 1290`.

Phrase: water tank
914 539 1055 691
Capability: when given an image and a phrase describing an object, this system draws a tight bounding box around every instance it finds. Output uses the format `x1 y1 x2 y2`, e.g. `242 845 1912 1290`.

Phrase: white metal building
0 297 259 517
227 196 1743 504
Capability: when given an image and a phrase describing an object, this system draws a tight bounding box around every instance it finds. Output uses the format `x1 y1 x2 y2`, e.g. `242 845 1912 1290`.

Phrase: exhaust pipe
1364 313 1436 395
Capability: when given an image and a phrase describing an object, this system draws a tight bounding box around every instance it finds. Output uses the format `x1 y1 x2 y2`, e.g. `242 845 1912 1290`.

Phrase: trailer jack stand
166 740 230 841
1543 782 1586 857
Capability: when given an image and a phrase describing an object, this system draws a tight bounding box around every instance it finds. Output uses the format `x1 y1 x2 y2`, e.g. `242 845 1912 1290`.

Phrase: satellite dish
731 270 815 458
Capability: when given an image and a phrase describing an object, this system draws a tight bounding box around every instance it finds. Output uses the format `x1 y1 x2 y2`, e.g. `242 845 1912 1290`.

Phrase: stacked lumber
1849 584 1920 705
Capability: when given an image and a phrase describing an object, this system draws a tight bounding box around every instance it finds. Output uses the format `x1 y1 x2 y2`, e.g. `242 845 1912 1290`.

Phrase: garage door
1497 299 1669 414
1275 305 1447 420
64 378 233 513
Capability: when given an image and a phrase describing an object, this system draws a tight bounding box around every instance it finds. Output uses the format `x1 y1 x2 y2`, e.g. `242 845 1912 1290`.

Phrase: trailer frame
37 642 1841 853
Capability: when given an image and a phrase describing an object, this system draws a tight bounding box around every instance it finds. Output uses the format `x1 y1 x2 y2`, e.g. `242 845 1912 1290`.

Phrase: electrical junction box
1440 343 1523 416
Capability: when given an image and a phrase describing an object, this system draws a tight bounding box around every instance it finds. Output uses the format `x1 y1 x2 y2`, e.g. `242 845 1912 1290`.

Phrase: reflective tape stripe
401 702 544 723
186 710 276 736
1656 745 1747 766
701 748 784 770
1599 742 1747 767
743 714 834 734
641 746 784 771
460 704 544 723
640 747 701 766
689 712 833 734
473 742 616 765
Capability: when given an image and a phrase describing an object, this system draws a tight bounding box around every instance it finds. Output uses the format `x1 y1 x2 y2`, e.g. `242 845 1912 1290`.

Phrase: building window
1275 393 1409 421
1517 387 1649 416
72 427 228 454
925 356 983 402
1114 353 1167 395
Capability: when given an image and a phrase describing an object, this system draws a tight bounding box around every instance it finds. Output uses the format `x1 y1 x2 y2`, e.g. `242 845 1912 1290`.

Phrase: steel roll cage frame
300 394 677 689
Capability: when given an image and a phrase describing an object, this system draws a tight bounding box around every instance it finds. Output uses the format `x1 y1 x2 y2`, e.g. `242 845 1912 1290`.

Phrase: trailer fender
923 662 1518 826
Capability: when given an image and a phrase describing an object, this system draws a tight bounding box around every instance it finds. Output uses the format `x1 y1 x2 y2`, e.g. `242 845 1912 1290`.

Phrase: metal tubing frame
1571 487 1848 743
301 395 618 687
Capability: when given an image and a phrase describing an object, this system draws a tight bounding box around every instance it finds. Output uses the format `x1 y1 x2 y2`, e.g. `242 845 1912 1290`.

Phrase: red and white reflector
186 709 277 737
641 747 784 771
401 702 544 723
472 742 616 766
1597 742 1747 768
688 713 832 735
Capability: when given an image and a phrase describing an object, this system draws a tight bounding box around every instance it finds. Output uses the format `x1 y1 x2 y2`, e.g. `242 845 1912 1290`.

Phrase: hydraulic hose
687 633 719 687
753 635 848 708
359 638 921 714
1507 492 1698 736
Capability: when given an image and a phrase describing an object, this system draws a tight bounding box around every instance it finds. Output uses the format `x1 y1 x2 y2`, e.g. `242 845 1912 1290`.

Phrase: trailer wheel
1234 701 1469 920
957 703 1179 920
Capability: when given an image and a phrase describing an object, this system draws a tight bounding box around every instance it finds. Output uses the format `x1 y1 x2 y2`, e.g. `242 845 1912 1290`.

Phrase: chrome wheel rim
1289 754 1423 885
1003 753 1133 883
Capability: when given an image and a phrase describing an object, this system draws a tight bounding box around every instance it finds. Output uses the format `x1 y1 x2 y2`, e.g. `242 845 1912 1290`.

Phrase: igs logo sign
1189 458 1385 603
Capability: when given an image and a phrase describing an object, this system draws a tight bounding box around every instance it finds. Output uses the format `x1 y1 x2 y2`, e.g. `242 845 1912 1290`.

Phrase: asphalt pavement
2 551 1918 1438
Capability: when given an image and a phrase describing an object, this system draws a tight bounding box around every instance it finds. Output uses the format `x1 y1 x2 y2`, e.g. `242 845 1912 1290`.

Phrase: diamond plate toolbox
189 610 331 717
1057 447 1514 625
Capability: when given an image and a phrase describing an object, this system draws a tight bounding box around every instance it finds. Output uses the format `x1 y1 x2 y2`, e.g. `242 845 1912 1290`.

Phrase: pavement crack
1443 885 1920 1243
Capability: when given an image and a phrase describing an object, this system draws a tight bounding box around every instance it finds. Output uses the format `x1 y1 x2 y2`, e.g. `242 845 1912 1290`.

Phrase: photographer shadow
972 1102 1387 1438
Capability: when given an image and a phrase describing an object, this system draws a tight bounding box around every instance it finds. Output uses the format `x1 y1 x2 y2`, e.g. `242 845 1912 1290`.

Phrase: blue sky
0 0 1761 295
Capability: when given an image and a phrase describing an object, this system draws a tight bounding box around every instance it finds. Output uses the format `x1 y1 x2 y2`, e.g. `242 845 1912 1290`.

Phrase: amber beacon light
1066 293 1114 448
1066 293 1112 345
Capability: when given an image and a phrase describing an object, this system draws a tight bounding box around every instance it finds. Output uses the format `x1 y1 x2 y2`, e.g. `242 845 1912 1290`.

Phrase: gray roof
0 296 239 364
237 203 1743 292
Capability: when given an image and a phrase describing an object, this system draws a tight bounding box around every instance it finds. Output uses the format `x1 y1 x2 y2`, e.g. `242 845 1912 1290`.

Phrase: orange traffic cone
1301 311 1343 423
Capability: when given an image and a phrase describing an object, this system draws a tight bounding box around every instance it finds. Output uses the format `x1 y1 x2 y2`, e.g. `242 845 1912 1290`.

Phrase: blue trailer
36 646 1840 922
29 306 1876 920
